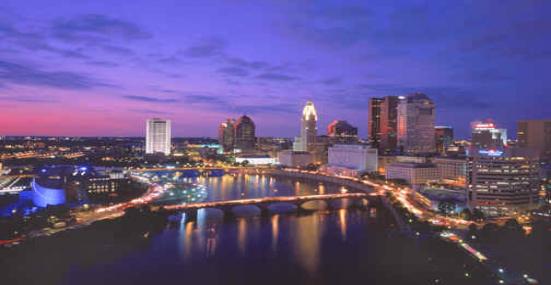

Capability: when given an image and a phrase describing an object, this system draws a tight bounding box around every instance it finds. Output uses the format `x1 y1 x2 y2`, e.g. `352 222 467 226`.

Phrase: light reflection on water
55 174 384 285
166 174 358 275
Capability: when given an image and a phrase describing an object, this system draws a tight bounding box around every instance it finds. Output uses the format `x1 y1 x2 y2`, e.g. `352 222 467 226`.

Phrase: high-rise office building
218 118 235 152
468 150 540 216
397 93 436 154
517 119 551 161
368 98 383 148
234 115 256 152
293 101 318 152
328 144 378 173
435 126 454 154
145 118 171 155
327 120 358 143
369 96 399 153
470 120 507 150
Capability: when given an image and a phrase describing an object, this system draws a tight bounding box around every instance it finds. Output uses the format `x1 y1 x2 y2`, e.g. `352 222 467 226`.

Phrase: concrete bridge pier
348 198 370 209
259 204 271 217
183 209 197 222
220 206 236 221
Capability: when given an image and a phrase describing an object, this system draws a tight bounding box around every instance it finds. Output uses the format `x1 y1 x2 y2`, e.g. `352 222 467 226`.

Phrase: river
0 174 495 285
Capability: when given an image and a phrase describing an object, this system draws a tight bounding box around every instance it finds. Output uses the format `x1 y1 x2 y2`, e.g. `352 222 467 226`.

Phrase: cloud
52 14 151 42
217 66 249 77
320 77 342 85
256 72 299 81
0 21 94 59
0 59 114 89
224 56 269 70
129 108 173 115
86 60 119 67
0 95 57 103
100 44 134 56
123 95 178 103
178 92 295 115
288 4 374 48
231 103 296 115
331 83 492 111
182 38 225 58
184 93 229 105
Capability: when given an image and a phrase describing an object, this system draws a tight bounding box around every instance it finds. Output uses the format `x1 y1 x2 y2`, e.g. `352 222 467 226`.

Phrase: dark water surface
0 175 493 285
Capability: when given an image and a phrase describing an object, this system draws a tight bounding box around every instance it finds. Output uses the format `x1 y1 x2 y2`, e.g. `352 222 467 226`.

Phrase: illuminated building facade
294 101 318 152
433 157 467 185
218 118 235 152
368 98 383 148
30 165 130 208
328 144 378 173
517 119 551 161
146 118 171 155
468 151 540 216
369 96 399 153
435 126 454 154
397 93 436 154
31 179 66 208
234 115 256 152
327 120 358 143
470 120 507 150
278 150 314 167
385 162 439 186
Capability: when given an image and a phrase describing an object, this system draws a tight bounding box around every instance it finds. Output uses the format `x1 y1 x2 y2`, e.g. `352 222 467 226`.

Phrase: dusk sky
0 0 550 138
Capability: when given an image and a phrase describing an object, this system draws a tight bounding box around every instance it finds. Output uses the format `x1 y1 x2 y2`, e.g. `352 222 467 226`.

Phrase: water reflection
271 215 279 252
237 218 247 255
318 183 326 195
293 214 323 275
338 209 348 241
179 218 194 261
205 225 216 258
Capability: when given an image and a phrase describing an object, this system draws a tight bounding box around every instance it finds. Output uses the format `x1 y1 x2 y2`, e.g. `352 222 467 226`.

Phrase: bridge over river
163 192 369 214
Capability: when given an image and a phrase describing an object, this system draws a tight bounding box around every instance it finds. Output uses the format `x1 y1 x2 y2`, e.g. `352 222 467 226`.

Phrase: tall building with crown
293 101 318 152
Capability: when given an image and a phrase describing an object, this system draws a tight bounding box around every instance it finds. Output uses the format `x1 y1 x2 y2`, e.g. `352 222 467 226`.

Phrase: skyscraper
397 93 436 154
145 118 171 155
470 120 507 150
218 118 235 152
435 126 454 154
293 101 318 152
468 150 540 216
327 120 358 143
517 119 551 161
368 98 383 148
369 96 399 153
234 115 256 152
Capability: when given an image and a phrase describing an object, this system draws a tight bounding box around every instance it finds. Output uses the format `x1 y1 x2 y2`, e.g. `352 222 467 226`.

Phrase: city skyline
1 1 551 138
1 2 550 285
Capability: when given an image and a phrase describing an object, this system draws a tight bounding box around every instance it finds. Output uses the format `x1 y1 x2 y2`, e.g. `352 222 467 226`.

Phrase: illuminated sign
478 149 503 157
474 123 495 130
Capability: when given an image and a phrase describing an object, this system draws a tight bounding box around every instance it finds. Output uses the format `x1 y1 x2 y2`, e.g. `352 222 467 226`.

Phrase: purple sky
0 0 550 138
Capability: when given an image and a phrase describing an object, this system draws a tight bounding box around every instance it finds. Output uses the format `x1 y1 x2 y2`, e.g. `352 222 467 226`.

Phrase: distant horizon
1 112 546 140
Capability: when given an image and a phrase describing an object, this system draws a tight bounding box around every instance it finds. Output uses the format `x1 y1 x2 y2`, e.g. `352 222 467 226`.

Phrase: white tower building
293 101 318 152
146 118 171 155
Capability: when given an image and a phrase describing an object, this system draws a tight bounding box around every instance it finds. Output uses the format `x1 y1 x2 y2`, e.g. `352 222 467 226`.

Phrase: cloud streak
0 59 114 90
123 95 179 103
